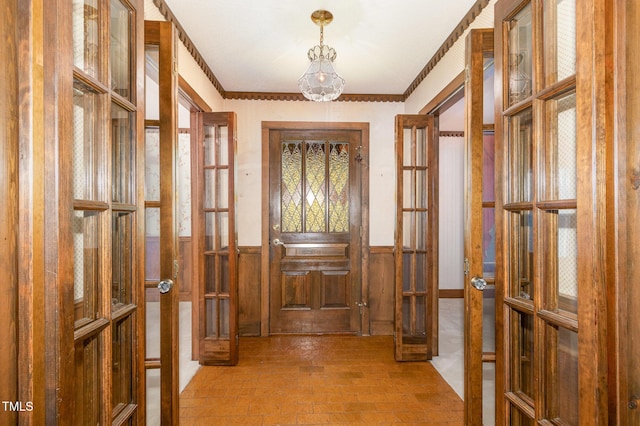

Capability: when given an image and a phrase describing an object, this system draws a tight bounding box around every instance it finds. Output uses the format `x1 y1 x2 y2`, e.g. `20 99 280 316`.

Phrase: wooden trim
239 246 261 255
405 0 492 99
189 111 200 360
463 27 494 426
576 0 613 422
369 246 394 254
224 91 404 103
439 289 464 298
178 74 212 112
42 0 75 422
440 131 465 138
145 19 181 424
151 0 225 96
1 1 19 422
419 71 466 115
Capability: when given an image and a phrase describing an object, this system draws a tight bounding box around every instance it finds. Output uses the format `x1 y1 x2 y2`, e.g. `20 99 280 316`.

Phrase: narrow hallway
179 335 463 425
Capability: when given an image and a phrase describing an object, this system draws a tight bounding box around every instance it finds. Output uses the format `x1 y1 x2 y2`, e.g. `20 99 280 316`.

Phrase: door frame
417 72 466 357
261 121 370 336
176 77 212 362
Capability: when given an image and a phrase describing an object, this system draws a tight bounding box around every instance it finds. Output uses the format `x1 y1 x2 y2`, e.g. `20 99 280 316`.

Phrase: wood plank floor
180 335 463 425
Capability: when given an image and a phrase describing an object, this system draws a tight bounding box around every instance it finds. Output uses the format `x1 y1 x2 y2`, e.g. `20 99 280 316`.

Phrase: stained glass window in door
281 139 349 234
329 143 349 232
281 141 303 232
305 141 327 233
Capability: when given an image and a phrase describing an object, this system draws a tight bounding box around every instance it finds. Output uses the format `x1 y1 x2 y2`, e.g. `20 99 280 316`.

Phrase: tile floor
179 335 463 425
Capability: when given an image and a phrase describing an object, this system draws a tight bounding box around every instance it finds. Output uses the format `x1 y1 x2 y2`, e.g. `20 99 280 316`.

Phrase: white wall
223 99 404 246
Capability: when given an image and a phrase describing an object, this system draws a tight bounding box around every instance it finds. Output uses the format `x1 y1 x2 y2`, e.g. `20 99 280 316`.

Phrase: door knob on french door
271 238 285 246
158 279 174 294
471 276 487 291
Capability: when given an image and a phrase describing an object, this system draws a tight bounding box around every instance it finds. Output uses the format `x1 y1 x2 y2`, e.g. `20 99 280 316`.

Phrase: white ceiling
163 0 479 95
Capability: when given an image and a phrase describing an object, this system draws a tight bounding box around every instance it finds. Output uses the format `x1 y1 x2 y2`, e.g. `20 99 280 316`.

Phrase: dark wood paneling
369 247 394 335
238 247 261 336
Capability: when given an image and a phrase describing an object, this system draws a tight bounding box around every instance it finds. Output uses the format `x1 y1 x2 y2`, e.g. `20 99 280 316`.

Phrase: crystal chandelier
298 10 345 102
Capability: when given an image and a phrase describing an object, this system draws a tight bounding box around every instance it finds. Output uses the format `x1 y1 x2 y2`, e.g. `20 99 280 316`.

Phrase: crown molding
403 0 491 99
224 91 404 103
151 0 226 96
152 0 490 103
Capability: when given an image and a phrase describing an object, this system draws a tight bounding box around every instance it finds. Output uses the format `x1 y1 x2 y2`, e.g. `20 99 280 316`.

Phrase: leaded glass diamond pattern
281 139 350 234
281 142 303 232
305 142 326 232
329 143 349 232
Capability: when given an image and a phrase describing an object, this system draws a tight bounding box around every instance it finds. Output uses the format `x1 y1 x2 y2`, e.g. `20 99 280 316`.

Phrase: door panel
463 28 495 425
269 129 362 334
193 111 238 365
144 20 179 425
394 114 436 361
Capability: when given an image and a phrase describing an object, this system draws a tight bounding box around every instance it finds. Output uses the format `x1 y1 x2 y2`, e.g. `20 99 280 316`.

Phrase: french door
463 28 496 425
70 0 144 424
192 111 239 365
493 0 608 423
394 114 437 361
144 21 179 425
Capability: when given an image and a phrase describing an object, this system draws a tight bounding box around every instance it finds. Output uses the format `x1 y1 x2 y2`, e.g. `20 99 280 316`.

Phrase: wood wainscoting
369 247 395 335
238 247 262 336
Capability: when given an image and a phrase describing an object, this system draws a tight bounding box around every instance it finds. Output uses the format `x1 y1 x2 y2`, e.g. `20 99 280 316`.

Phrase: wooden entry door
144 21 180 425
268 128 363 334
463 29 496 425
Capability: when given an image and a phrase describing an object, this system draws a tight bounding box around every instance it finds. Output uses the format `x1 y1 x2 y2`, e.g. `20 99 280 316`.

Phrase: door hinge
464 258 469 276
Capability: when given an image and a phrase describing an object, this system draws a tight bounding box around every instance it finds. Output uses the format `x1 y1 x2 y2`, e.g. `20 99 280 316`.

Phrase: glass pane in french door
544 325 578 423
507 109 533 204
543 92 576 201
72 0 99 78
507 3 532 105
543 0 576 86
